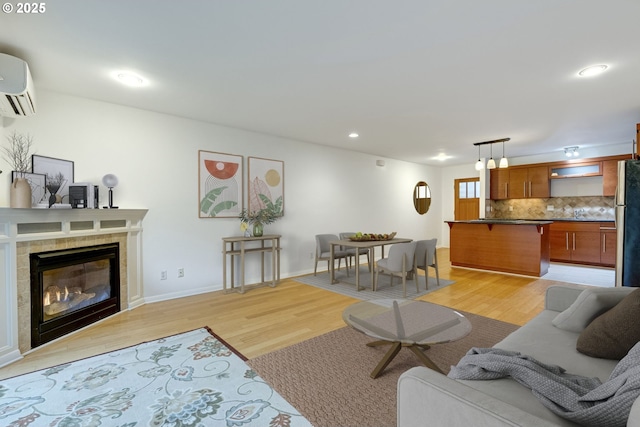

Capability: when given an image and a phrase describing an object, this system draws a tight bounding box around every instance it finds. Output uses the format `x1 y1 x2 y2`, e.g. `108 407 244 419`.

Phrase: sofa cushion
577 289 640 359
552 287 631 333
496 310 617 381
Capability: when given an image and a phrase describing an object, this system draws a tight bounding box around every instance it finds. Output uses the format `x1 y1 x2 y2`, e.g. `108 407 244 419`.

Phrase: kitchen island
445 219 552 276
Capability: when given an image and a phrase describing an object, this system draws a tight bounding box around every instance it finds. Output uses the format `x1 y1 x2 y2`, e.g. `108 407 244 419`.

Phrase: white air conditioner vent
0 53 36 117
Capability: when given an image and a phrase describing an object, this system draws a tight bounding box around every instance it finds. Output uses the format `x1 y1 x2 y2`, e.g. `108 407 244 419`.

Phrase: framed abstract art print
198 150 243 218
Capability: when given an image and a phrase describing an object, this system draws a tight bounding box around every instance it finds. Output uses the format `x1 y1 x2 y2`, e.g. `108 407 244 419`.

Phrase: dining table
329 237 413 291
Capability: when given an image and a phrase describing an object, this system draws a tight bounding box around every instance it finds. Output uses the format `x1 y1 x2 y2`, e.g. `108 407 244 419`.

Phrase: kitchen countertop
447 219 553 225
473 218 614 223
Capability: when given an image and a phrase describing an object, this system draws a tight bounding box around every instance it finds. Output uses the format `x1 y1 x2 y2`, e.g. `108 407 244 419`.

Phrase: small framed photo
32 155 74 205
11 171 47 207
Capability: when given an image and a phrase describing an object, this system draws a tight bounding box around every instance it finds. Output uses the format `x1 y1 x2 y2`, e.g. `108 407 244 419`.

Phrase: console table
222 235 281 293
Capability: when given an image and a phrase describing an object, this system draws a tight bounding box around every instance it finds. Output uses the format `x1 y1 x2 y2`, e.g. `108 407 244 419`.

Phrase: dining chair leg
402 275 407 298
434 252 440 286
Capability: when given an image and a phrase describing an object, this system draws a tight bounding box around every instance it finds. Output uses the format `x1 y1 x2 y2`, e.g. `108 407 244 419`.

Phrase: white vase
10 178 32 208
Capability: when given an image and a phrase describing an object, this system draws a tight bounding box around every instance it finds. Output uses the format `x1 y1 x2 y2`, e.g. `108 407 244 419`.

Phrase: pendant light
486 143 496 169
473 137 510 170
475 144 484 171
499 140 509 168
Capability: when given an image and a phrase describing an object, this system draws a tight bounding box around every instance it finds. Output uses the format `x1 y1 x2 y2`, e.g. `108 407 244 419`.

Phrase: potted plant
2 132 34 208
239 206 281 237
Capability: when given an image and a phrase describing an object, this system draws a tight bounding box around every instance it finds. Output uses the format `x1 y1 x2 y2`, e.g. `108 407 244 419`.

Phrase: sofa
397 284 640 426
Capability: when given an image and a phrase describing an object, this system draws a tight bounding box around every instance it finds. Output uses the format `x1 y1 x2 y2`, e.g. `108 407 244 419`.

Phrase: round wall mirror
413 181 431 215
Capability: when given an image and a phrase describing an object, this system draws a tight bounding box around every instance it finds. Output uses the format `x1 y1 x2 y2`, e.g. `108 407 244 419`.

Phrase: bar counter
445 219 552 276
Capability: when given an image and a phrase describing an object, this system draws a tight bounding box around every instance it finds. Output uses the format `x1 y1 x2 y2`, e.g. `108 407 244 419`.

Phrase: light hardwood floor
1 248 560 380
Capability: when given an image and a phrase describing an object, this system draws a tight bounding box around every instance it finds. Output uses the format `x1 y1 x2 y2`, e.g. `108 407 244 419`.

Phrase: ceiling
1 0 639 166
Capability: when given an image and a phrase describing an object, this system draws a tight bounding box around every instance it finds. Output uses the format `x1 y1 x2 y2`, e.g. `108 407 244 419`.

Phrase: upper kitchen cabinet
602 159 618 197
508 165 550 199
489 169 509 200
489 154 631 200
601 155 635 196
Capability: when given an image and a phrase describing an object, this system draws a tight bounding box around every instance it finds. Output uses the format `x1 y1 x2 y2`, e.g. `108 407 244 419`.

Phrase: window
459 181 480 199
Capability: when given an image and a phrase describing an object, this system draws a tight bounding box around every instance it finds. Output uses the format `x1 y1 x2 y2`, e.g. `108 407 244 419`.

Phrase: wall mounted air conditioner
0 53 36 117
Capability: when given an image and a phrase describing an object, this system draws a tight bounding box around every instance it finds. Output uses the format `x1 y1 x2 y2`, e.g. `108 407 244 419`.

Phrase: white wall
1 91 442 302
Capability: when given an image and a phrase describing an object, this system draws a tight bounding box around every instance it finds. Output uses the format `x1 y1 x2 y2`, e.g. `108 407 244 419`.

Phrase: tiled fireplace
1 208 147 367
29 242 121 348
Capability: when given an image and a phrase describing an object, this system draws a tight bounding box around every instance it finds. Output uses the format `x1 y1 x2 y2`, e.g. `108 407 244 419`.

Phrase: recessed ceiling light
432 153 452 161
113 71 147 87
578 64 608 77
348 132 359 138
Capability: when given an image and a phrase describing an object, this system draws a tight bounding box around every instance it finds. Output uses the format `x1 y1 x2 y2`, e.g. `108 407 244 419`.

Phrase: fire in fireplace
30 243 120 348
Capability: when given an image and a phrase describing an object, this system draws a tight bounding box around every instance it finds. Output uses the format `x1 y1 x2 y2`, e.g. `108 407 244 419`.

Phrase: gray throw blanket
448 342 640 427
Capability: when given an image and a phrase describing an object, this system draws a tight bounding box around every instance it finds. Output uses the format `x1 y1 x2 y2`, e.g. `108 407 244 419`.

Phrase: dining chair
415 238 440 289
374 241 417 297
314 234 350 276
339 232 371 273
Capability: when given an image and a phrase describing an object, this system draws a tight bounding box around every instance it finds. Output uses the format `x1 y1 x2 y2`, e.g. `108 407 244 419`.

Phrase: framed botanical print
31 155 74 206
198 150 243 218
248 157 284 216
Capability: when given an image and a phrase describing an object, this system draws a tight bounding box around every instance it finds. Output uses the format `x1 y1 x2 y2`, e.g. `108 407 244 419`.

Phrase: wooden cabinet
549 222 601 264
447 221 550 276
489 155 629 200
549 162 601 178
600 226 617 267
507 165 550 199
602 159 618 197
490 169 509 200
489 166 550 200
507 168 528 199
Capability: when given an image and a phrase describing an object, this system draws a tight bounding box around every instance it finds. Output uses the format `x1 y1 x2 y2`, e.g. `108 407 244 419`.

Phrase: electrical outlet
178 268 184 278
161 271 167 280
547 205 555 211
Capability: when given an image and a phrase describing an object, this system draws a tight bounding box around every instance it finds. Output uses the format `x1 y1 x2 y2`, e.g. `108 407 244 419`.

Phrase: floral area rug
0 327 311 427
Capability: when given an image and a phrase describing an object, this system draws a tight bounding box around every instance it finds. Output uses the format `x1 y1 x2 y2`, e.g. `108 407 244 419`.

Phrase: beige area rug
294 267 455 300
248 311 519 427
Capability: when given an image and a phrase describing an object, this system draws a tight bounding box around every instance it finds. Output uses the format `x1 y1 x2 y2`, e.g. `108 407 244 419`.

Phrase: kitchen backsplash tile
487 196 615 220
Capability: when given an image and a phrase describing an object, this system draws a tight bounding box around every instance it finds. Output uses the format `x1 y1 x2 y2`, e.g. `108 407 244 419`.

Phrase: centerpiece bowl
349 232 396 241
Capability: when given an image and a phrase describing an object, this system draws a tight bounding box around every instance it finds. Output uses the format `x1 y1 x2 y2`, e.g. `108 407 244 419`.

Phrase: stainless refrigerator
615 160 640 287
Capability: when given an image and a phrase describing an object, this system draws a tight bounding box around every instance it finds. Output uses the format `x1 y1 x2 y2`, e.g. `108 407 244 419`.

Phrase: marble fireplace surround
0 208 147 367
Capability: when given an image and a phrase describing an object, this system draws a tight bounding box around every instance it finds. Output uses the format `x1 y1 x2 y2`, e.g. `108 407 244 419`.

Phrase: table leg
408 345 444 374
276 237 281 282
270 238 276 287
222 242 227 292
369 247 375 290
240 241 246 294
230 243 235 290
260 240 265 285
369 341 402 379
355 245 360 291
330 243 337 284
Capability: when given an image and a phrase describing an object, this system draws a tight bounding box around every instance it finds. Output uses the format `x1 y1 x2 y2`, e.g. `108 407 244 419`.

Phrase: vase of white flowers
3 132 34 208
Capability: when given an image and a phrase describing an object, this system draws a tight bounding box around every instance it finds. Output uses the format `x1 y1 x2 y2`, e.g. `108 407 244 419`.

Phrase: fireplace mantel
0 208 148 367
